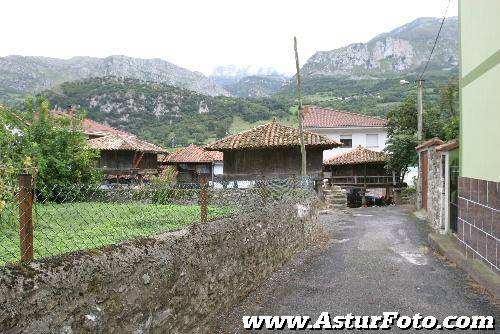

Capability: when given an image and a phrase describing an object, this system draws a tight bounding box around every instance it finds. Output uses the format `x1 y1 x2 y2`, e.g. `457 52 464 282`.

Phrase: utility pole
294 36 307 177
416 78 425 210
416 79 425 142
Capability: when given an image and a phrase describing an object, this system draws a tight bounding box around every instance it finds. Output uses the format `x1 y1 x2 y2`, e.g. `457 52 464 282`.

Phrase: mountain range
301 17 458 79
210 65 289 97
0 55 230 104
2 16 459 146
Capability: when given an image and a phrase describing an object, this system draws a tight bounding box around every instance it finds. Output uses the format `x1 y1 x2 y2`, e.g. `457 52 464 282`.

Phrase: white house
303 106 388 161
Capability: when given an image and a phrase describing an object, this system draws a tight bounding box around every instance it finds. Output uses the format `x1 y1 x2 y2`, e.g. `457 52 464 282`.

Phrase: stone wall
427 148 443 230
0 198 323 333
416 145 444 230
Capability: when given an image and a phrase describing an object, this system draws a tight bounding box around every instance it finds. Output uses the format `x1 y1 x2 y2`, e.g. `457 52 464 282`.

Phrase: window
340 135 352 148
366 134 378 148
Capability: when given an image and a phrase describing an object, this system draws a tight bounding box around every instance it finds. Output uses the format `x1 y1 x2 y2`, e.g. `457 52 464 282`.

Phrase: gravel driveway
212 206 499 333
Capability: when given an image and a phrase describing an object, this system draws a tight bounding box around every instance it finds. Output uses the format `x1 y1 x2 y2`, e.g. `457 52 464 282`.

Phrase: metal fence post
200 176 208 223
19 173 34 262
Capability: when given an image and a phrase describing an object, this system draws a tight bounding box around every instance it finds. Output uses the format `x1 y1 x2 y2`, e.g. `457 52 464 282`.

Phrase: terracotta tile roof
82 119 132 137
157 153 169 162
415 137 444 151
48 109 133 137
303 105 387 128
165 144 223 163
205 150 223 161
436 139 459 152
323 146 389 166
206 120 341 151
88 134 166 153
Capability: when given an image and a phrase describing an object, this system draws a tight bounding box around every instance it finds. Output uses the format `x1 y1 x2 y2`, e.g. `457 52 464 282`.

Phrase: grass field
0 202 232 266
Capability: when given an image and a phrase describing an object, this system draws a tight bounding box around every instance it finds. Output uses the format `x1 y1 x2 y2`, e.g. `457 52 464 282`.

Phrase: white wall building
303 106 388 161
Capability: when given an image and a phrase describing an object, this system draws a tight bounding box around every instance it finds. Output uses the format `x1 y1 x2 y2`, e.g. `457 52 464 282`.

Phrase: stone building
206 120 341 180
416 138 459 233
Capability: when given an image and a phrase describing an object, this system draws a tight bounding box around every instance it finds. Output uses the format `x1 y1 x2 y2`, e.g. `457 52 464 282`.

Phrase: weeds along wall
0 184 323 333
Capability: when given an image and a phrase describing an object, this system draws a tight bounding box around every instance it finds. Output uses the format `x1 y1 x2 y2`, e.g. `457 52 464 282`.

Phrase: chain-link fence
0 174 316 266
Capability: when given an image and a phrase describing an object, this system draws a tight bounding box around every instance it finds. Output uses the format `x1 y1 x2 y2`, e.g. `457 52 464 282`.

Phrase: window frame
339 134 353 148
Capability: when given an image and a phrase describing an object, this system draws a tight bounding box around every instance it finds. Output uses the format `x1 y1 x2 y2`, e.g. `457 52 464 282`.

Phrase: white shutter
366 134 378 147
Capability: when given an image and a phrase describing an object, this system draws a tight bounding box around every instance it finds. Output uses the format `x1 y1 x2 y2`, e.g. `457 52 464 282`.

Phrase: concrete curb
428 233 500 301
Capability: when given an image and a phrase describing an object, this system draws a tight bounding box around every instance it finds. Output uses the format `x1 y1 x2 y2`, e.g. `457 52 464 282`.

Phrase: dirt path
212 206 499 333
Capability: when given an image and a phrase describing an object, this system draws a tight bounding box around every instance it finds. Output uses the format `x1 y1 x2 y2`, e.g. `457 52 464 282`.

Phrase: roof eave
206 143 341 152
304 125 387 130
323 160 387 166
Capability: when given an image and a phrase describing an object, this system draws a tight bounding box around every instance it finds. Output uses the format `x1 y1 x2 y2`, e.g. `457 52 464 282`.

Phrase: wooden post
200 176 208 223
260 175 269 204
19 174 34 262
292 174 298 189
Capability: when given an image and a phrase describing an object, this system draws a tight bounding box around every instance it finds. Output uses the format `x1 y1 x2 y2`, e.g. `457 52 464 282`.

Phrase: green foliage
150 166 179 186
40 77 293 148
0 97 102 201
385 78 459 178
438 78 459 141
0 105 27 212
280 73 459 119
23 97 102 193
34 73 460 152
443 116 459 141
385 97 420 179
152 188 200 205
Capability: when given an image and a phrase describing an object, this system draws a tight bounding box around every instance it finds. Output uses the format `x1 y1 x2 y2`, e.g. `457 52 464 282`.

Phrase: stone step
325 194 346 199
327 203 347 209
324 197 346 203
325 200 347 205
324 189 345 194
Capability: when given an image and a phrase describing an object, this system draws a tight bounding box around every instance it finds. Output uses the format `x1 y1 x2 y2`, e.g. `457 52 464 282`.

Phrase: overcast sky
0 0 457 76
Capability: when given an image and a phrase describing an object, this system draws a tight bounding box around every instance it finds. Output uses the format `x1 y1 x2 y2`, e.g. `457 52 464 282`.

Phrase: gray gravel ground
212 206 499 333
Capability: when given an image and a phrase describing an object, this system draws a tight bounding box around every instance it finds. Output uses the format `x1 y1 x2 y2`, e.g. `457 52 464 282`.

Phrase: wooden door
421 151 429 210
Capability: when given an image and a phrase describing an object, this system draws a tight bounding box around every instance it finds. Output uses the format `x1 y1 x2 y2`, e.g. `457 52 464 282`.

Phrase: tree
385 77 460 181
22 97 102 193
438 78 459 140
385 97 419 180
1 97 102 201
0 105 27 213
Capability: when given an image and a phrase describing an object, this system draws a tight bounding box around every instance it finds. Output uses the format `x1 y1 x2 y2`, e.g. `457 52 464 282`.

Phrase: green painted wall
460 0 500 182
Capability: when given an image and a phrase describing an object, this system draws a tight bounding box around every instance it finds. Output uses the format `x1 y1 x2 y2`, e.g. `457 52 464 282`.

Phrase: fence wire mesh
0 175 315 266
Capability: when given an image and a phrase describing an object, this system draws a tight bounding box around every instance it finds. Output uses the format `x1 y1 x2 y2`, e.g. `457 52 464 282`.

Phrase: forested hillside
41 77 293 147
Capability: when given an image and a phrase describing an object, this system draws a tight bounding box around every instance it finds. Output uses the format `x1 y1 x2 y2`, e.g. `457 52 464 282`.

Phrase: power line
418 0 452 80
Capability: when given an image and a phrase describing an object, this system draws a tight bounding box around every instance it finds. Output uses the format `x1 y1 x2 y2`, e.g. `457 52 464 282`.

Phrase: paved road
213 206 499 333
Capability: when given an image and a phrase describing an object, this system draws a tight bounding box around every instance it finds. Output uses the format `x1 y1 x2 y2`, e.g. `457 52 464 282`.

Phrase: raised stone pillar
323 185 347 210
